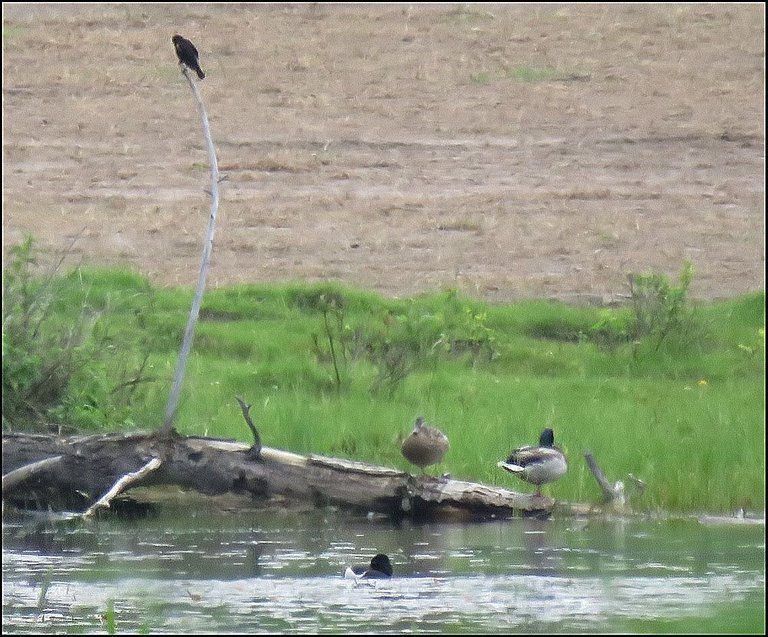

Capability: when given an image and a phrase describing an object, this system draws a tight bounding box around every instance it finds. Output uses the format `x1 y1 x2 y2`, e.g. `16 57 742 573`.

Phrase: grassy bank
3 248 764 513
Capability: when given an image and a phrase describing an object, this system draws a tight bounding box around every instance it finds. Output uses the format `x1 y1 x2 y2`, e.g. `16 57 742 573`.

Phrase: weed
737 327 765 358
506 64 559 82
36 566 53 613
628 261 701 351
505 64 590 83
2 236 90 430
448 307 498 361
2 237 160 431
363 310 430 397
311 293 352 392
590 308 632 350
104 599 116 635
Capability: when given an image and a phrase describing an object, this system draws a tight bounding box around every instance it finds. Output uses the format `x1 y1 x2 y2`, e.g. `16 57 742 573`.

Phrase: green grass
3 262 764 514
505 64 591 83
469 65 591 86
2 25 26 44
469 71 493 85
506 64 561 82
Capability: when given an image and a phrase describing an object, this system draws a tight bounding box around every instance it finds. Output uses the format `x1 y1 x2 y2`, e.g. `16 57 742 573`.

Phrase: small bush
586 262 704 353
2 237 159 431
627 261 702 351
590 309 632 350
2 237 90 430
310 293 354 392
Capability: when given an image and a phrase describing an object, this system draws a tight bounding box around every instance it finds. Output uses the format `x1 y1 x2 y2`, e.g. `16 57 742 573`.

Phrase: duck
497 427 567 496
344 553 393 580
400 416 449 474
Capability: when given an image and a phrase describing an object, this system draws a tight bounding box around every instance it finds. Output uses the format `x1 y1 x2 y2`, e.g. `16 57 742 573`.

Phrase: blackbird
172 34 205 80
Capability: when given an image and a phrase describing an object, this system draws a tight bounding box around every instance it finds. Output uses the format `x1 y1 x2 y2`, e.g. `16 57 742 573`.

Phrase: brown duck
401 416 449 474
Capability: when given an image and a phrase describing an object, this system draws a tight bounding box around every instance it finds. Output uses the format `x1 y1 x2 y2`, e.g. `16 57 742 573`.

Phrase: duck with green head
497 427 567 496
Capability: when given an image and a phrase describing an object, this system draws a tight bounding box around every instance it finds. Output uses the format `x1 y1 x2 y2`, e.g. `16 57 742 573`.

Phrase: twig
235 396 261 459
82 457 162 518
161 64 221 433
111 352 156 397
27 228 87 340
322 306 342 391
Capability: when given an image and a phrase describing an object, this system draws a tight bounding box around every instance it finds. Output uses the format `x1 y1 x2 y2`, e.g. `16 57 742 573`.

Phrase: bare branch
235 396 261 459
583 449 625 508
82 457 162 518
2 455 62 495
161 61 221 433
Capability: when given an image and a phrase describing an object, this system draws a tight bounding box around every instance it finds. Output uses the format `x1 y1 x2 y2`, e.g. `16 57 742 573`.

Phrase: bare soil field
2 3 764 302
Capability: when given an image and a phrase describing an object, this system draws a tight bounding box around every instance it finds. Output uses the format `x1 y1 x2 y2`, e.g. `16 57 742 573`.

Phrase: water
2 505 764 633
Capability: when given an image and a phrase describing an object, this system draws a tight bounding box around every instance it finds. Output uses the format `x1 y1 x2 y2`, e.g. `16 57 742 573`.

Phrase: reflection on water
2 507 764 633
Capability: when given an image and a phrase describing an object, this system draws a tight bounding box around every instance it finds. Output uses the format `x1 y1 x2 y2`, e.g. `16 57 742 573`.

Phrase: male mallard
497 427 567 496
344 553 393 580
400 416 449 474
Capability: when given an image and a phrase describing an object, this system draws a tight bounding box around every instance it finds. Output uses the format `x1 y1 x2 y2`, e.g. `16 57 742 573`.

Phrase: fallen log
1 431 552 520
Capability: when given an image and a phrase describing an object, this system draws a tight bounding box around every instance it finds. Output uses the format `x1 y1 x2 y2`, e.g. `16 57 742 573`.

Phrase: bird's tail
196 68 205 80
497 461 524 473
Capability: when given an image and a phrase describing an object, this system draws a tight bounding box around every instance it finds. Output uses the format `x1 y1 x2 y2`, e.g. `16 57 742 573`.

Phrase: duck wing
499 446 562 469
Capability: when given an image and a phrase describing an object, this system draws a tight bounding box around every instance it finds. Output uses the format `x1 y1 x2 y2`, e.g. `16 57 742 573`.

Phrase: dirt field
2 3 764 302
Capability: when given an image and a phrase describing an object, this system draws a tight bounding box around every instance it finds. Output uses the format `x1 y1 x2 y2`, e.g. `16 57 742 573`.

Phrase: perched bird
344 553 393 580
401 416 449 474
497 428 567 496
172 34 205 79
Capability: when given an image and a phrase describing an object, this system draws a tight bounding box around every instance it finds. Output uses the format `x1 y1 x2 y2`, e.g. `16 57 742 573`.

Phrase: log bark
1 431 552 520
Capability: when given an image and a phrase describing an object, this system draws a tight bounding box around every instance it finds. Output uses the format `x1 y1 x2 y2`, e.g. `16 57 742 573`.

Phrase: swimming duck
400 416 449 474
497 428 567 496
343 553 393 580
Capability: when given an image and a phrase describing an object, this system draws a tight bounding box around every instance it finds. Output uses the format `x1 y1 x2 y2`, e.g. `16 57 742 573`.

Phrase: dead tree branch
161 64 221 433
82 457 162 518
2 455 63 496
584 449 626 509
235 396 261 459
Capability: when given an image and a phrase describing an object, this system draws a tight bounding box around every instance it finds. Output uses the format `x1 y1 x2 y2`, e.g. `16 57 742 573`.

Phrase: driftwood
584 449 625 508
1 431 553 521
2 455 63 495
583 449 648 512
82 457 163 518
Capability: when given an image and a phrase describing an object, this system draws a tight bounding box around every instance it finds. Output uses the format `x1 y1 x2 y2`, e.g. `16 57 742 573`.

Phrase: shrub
588 262 704 353
627 261 701 351
2 237 159 431
2 237 90 430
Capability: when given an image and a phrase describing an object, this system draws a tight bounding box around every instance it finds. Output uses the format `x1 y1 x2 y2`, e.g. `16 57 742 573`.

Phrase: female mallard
401 416 449 474
497 428 567 496
344 553 393 580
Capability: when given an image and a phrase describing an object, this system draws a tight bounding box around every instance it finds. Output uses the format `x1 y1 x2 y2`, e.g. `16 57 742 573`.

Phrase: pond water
2 505 764 634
